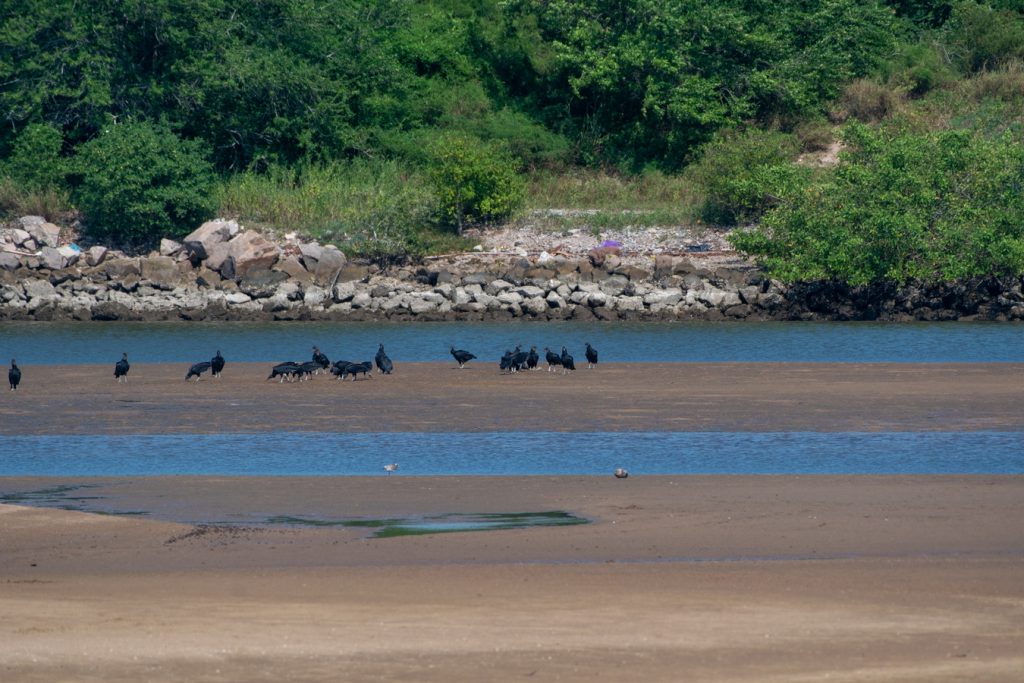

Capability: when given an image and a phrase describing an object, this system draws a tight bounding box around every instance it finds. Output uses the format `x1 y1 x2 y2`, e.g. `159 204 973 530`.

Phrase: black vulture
297 361 322 380
267 362 301 382
560 346 576 374
114 353 130 383
499 349 514 373
585 343 599 369
331 360 353 379
510 348 529 372
375 344 393 374
211 350 225 378
312 346 330 373
450 346 476 369
343 361 373 380
544 347 562 372
185 361 212 381
9 359 21 391
526 346 539 370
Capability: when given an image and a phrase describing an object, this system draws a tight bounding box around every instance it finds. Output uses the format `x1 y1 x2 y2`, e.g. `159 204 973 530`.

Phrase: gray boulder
103 258 142 279
140 256 181 289
313 247 346 285
0 252 20 271
39 247 65 270
227 231 280 278
183 219 239 255
86 246 108 267
27 222 61 248
159 238 182 257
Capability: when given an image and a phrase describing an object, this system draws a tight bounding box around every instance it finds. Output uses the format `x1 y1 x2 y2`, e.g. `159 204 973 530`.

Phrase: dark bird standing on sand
114 353 130 383
450 346 476 369
560 346 575 374
585 343 599 369
331 359 353 379
267 362 301 382
185 361 212 381
343 361 373 380
526 346 539 370
510 347 529 373
499 349 514 373
211 350 225 378
312 346 330 373
544 347 562 372
375 344 393 374
9 359 21 391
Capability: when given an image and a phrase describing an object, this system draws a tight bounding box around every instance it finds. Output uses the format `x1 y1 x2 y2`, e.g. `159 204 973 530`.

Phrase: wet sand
3 362 1023 681
2 475 1023 681
2 362 1024 434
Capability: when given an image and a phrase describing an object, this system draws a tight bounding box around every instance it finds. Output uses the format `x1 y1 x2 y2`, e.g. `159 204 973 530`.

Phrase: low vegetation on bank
1 1 1024 284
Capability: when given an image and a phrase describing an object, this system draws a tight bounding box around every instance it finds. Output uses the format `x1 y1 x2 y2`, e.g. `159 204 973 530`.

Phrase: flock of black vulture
7 342 601 390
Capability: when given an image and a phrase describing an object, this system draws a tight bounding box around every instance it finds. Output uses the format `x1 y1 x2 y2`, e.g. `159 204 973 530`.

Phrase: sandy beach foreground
2 475 1023 681
3 361 1024 433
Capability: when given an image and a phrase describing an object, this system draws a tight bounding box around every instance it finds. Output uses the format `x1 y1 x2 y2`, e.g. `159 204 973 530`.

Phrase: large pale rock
698 286 741 309
275 256 311 283
39 247 65 270
516 285 546 298
615 295 645 312
225 291 252 305
586 291 608 307
332 281 356 303
299 242 323 271
57 246 80 267
408 298 438 314
183 219 239 255
23 217 59 246
204 241 232 275
485 279 514 295
140 256 181 289
303 285 328 307
103 258 141 279
238 269 288 298
453 288 472 306
10 229 32 247
421 291 446 304
351 292 371 309
159 238 182 257
23 279 57 300
313 247 346 285
0 252 20 271
227 231 280 278
86 246 108 267
522 297 549 315
497 291 524 305
599 274 629 296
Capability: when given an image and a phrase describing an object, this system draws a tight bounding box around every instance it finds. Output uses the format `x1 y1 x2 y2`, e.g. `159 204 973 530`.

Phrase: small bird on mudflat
585 343 599 369
614 468 629 479
114 353 130 383
450 346 476 369
383 463 399 475
211 350 225 378
185 361 212 381
9 359 21 391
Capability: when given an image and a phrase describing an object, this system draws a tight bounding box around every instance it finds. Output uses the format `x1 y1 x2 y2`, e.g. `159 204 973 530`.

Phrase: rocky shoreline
3 217 1024 322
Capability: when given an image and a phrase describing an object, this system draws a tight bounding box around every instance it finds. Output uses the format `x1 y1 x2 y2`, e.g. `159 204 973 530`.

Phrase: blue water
1 431 1020 476
2 320 1024 364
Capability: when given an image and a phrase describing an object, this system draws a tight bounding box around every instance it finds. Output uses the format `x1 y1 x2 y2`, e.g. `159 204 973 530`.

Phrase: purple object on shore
600 240 622 248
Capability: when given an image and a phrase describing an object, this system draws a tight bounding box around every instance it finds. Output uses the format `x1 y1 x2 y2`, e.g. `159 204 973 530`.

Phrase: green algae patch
265 511 588 538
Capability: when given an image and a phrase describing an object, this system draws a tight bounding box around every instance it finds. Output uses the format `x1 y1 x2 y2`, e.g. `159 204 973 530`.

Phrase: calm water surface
2 320 1024 364
1 431 1021 476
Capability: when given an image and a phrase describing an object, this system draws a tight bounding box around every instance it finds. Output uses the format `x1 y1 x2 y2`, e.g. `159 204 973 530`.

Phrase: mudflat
2 475 1023 682
2 361 1024 434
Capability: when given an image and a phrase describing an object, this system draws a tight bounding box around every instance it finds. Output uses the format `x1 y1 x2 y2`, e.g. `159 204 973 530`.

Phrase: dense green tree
71 121 216 243
731 123 1024 284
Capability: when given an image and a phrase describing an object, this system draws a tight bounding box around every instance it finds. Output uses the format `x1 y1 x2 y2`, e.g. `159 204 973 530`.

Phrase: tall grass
217 160 454 260
0 176 72 223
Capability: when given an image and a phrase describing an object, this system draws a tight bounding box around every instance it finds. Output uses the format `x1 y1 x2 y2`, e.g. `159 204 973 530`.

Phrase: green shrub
72 122 215 245
686 129 808 226
730 122 1024 284
427 134 525 233
2 123 65 191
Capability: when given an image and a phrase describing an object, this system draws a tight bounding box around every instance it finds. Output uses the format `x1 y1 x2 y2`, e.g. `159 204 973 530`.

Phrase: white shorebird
614 468 629 479
384 463 399 476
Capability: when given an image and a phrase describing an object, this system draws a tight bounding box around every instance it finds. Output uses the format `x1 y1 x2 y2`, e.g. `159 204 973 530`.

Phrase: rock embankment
3 217 1024 322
